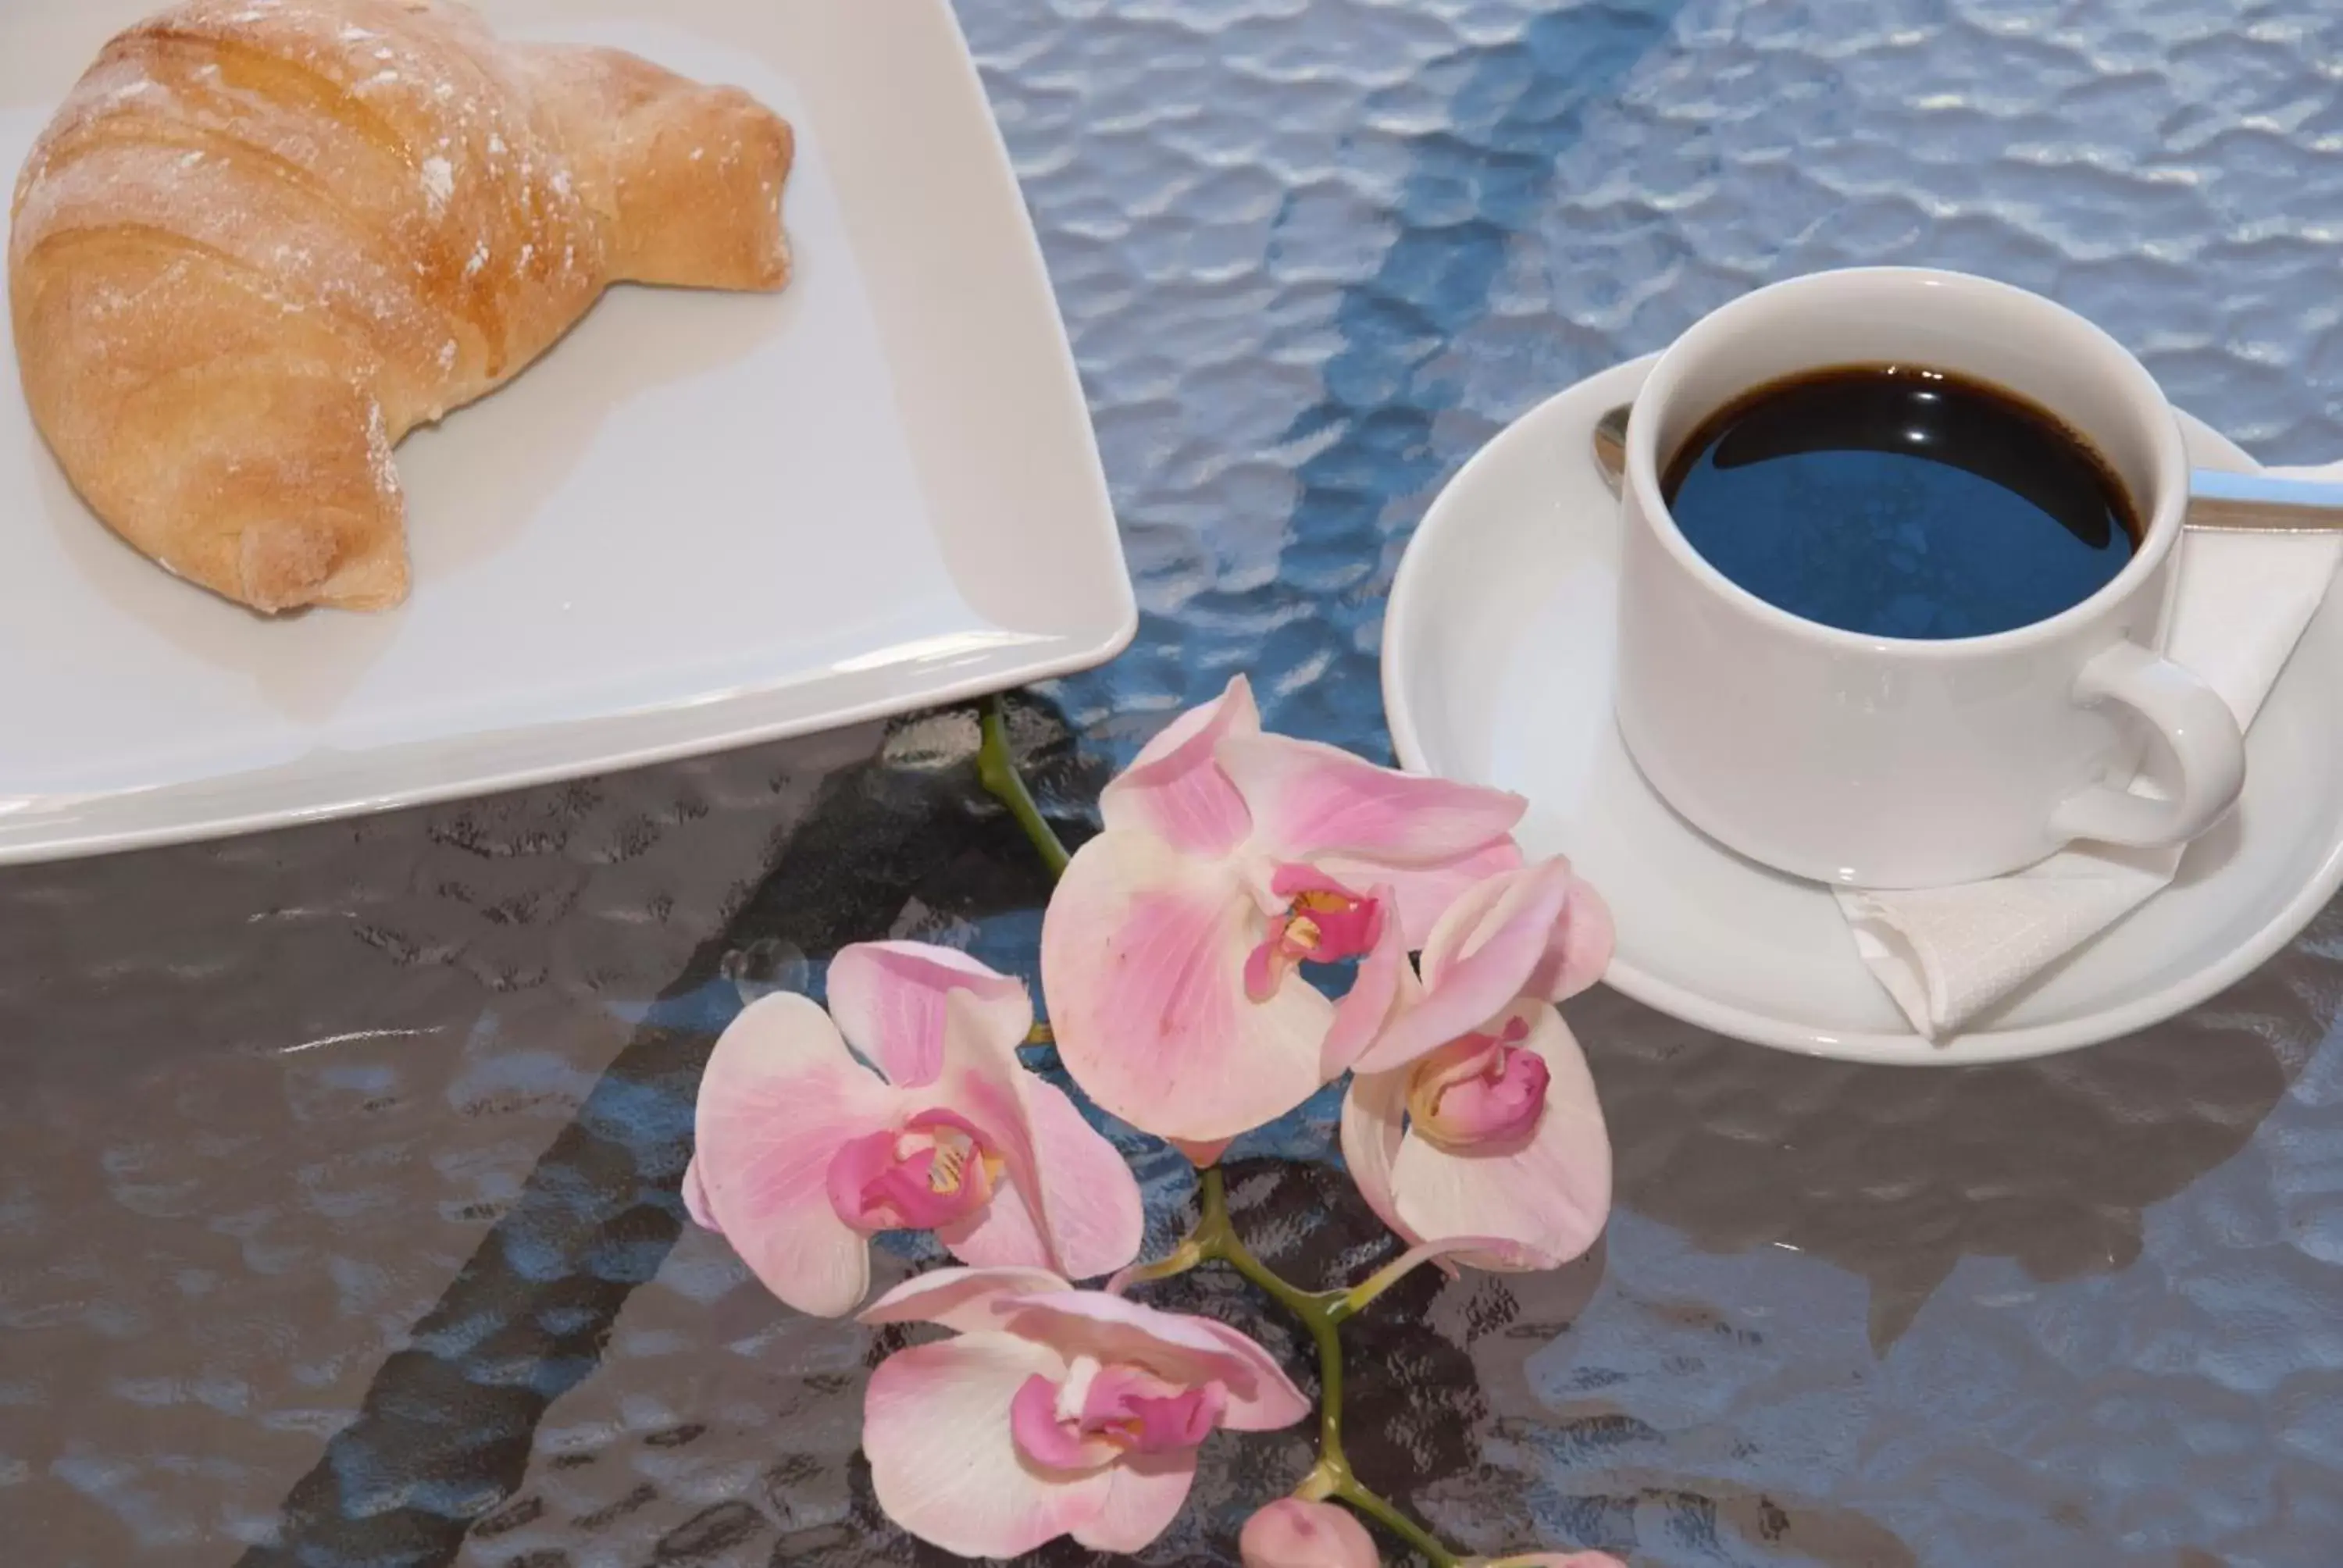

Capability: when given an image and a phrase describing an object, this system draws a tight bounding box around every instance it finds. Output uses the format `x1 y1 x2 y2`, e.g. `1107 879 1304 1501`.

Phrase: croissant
8 0 793 613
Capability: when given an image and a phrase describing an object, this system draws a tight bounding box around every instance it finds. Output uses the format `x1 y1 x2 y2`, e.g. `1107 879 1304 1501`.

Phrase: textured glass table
6 2 2342 1563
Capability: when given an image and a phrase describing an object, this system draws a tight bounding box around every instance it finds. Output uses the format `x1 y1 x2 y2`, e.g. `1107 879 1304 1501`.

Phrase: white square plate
0 0 1134 864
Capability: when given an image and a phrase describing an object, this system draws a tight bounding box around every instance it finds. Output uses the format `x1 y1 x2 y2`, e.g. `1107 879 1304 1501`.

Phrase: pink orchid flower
1241 1498 1382 1568
685 943 1143 1317
859 1266 1311 1558
1041 675 1528 1145
1340 859 1615 1270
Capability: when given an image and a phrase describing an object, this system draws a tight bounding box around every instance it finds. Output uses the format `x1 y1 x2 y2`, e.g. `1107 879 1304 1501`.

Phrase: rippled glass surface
5 2 2343 1563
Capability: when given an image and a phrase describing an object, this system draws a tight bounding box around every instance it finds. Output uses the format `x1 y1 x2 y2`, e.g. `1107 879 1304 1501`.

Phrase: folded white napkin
1838 461 2343 1041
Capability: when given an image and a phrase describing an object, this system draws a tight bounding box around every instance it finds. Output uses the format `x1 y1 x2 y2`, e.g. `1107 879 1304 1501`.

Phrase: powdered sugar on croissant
8 0 793 612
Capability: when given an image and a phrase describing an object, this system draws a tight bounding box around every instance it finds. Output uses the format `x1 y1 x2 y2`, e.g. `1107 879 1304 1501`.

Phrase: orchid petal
1010 1374 1128 1471
1084 1367 1224 1452
1314 836 1526 946
1369 1231 1559 1283
1000 1291 1310 1429
1319 884 1409 1077
826 941 1030 1088
680 1155 718 1234
858 1264 1072 1332
1240 1498 1382 1568
918 989 1058 1270
1421 858 1611 1007
1523 867 1614 1005
865 1334 1108 1559
1074 1450 1200 1553
1017 1074 1146 1279
827 1110 1004 1233
939 1074 1141 1279
1098 675 1260 857
693 994 896 1317
1215 732 1525 870
938 1174 1051 1270
1418 861 1568 987
1043 834 1332 1143
1409 1032 1549 1147
1338 1066 1414 1245
1388 1007 1611 1269
1185 1319 1312 1431
1353 863 1575 1075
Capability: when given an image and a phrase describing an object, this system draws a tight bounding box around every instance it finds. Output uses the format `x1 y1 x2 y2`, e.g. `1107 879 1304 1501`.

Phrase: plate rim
1383 352 2343 1064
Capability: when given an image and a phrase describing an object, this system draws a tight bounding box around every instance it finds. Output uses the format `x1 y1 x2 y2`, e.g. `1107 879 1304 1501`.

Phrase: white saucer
1383 356 2343 1063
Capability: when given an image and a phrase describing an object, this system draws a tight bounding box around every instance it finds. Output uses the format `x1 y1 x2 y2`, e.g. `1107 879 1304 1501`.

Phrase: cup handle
2049 641 2245 850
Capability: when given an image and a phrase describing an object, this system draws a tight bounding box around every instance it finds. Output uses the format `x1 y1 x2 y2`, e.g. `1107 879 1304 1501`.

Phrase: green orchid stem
977 697 1071 877
1193 1168 1460 1568
1334 1249 1427 1324
1333 1477 1460 1568
1111 1239 1204 1293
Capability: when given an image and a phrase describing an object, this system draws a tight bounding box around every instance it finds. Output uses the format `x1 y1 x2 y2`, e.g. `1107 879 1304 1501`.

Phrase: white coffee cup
1613 267 2245 889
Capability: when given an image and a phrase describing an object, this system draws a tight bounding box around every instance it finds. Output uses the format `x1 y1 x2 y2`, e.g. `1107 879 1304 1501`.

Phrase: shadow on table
228 695 1100 1568
1583 899 2343 1353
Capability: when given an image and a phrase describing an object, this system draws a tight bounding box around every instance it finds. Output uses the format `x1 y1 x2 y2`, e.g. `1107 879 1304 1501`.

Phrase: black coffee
1661 365 2140 640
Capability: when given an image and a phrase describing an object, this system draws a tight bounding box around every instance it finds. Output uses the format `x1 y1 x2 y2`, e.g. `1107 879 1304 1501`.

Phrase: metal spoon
1590 401 2343 532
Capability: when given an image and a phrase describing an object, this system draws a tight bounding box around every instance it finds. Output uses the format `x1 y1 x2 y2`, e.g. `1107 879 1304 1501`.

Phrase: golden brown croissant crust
8 0 793 613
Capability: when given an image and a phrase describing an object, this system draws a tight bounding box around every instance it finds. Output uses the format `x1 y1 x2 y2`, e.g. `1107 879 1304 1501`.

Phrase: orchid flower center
1405 1016 1549 1150
824 1109 1005 1234
1243 868 1384 1003
1008 1355 1227 1473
